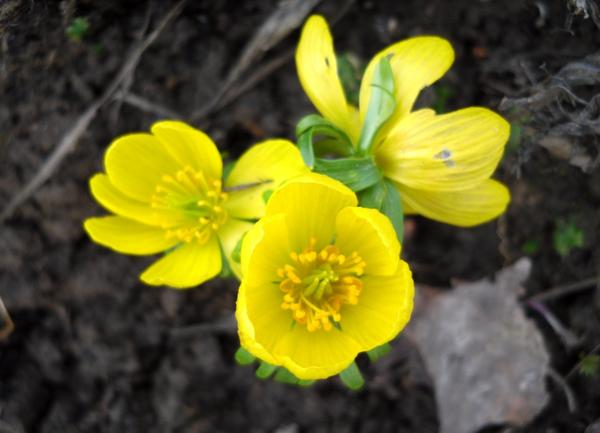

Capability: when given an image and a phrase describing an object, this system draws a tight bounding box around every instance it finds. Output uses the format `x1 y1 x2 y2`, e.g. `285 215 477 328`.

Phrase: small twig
548 367 578 413
544 343 600 418
110 1 155 129
214 51 294 114
0 0 186 224
0 297 15 341
192 0 354 123
527 276 600 303
189 0 320 122
527 300 581 350
169 314 236 341
115 91 183 119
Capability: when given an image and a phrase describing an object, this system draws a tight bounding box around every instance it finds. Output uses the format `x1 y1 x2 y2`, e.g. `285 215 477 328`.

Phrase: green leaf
234 347 256 365
66 17 90 41
296 114 354 168
506 122 523 153
222 159 235 181
339 362 364 390
521 239 540 255
358 181 386 210
273 367 301 385
256 362 278 379
381 179 404 243
219 253 233 277
366 343 391 362
230 232 246 264
262 189 273 204
219 242 233 277
358 179 404 242
553 219 584 257
297 128 316 168
270 367 315 386
313 156 381 192
579 354 600 377
356 57 396 155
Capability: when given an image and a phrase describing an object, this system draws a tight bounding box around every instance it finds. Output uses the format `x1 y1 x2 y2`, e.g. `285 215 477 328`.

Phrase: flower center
151 166 228 244
277 237 366 332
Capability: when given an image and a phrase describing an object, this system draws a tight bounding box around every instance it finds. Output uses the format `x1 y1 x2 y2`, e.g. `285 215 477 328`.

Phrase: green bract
295 58 402 238
356 57 396 155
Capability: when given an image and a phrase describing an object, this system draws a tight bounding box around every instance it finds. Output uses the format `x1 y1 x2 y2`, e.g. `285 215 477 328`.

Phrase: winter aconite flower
295 15 510 227
84 121 308 288
236 174 414 379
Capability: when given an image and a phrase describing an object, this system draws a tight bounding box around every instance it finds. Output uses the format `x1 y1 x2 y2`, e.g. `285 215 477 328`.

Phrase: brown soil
1 1 599 432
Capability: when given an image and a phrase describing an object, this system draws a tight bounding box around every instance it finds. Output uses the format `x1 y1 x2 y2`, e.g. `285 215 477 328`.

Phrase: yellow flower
296 15 510 227
84 121 308 288
236 173 414 380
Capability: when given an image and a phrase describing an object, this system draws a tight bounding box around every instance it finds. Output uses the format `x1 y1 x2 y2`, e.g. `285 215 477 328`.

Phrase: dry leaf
407 258 549 433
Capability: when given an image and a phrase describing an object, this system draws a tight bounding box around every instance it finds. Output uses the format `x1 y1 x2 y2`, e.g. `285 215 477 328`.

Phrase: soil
1 0 600 432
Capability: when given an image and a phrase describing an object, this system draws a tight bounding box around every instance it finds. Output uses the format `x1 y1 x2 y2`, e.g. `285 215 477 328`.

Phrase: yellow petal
104 133 181 202
217 218 254 280
296 15 357 142
241 214 291 287
236 283 281 365
84 216 177 255
397 179 510 227
151 121 222 181
243 278 296 363
334 207 400 276
376 108 510 191
273 325 361 380
265 173 357 251
89 174 181 226
359 36 454 128
140 236 221 288
346 104 362 147
341 260 414 351
224 139 308 220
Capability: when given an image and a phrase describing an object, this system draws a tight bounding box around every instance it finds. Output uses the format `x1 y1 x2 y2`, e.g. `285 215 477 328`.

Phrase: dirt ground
1 0 600 432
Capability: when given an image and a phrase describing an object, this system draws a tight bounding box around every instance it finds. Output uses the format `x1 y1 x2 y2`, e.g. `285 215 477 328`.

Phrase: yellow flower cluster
83 15 510 381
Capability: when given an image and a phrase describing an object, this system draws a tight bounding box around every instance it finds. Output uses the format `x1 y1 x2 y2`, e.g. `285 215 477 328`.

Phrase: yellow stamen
277 237 366 332
151 167 229 245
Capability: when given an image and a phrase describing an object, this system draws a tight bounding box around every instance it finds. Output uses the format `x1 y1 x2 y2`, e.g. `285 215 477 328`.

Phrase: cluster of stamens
150 166 228 244
277 237 366 332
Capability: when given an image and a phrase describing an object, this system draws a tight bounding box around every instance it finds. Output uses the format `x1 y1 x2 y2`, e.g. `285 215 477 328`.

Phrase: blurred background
1 0 599 432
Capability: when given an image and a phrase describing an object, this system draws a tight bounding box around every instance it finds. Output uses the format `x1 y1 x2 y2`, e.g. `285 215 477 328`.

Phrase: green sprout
521 239 540 255
553 219 584 257
66 17 90 42
578 354 600 377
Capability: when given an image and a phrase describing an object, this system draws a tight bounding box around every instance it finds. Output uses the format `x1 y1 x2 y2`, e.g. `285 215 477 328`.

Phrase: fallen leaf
407 258 549 433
